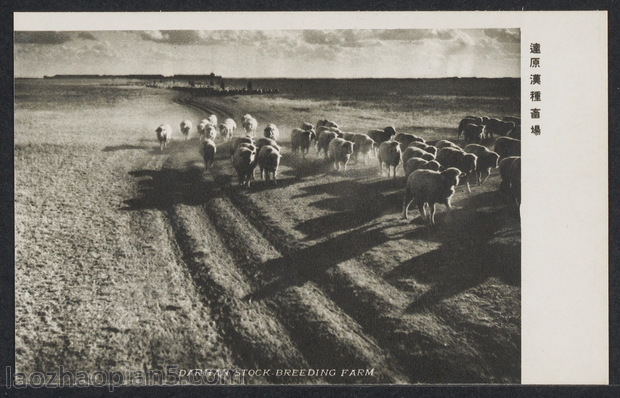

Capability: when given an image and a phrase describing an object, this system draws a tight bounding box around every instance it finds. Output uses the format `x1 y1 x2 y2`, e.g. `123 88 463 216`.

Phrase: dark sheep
199 138 216 170
436 147 478 193
463 124 485 143
255 137 281 153
233 146 257 188
499 156 521 207
317 131 338 158
230 136 254 158
494 136 521 159
316 119 339 131
257 145 282 185
402 167 464 227
485 118 515 138
458 116 482 139
464 144 500 184
394 133 425 149
368 128 395 147
291 128 316 158
434 140 461 150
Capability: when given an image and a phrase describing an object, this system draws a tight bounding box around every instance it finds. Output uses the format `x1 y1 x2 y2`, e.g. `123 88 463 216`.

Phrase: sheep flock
155 113 520 227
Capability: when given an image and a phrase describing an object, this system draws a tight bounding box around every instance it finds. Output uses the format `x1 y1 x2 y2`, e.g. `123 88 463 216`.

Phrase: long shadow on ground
120 162 220 210
387 202 521 313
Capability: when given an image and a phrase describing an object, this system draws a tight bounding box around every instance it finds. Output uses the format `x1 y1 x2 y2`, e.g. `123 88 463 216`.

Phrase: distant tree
220 80 225 90
247 81 253 91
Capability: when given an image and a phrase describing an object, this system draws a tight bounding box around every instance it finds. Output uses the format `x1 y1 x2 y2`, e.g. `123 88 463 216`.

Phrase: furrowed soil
15 79 520 384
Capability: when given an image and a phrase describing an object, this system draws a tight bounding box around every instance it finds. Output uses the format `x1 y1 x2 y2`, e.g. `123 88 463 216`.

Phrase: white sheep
350 133 376 165
242 116 258 137
219 118 237 142
404 158 441 179
207 114 218 128
410 142 438 156
197 119 210 138
263 123 280 141
378 141 402 179
402 167 464 228
402 146 435 166
328 138 355 171
204 124 218 141
155 124 172 151
180 120 192 141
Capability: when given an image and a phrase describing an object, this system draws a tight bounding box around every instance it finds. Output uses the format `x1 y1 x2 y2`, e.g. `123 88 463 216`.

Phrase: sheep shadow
230 175 300 193
386 207 521 313
101 144 150 152
280 152 333 179
120 164 219 211
245 224 389 302
291 177 405 240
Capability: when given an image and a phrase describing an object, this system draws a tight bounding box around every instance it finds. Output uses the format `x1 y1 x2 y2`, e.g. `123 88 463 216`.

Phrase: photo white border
13 11 609 384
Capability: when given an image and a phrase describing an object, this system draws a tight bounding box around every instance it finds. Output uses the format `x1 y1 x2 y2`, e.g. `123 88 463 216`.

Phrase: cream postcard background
14 11 609 385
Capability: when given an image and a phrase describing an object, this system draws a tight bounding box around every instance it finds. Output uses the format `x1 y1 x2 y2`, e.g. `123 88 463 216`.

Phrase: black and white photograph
10 11 608 389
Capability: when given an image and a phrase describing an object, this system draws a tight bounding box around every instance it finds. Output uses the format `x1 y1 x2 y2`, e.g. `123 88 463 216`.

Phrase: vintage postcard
11 11 607 389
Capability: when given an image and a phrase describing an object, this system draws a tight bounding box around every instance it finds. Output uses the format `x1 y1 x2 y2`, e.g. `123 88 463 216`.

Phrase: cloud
302 30 342 46
14 31 73 45
377 30 433 42
140 30 206 44
77 32 97 41
138 30 284 47
483 29 520 43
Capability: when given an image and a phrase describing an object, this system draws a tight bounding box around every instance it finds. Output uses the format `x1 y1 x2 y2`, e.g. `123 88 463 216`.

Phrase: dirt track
121 95 520 383
15 86 520 384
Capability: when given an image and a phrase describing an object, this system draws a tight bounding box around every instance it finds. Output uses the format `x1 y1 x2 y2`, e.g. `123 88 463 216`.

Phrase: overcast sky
14 29 520 78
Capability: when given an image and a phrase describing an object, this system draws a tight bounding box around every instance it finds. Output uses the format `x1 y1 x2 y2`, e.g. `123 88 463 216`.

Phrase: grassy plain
15 78 520 384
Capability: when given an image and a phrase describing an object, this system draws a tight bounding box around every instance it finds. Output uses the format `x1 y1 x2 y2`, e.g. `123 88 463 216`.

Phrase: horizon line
16 75 520 80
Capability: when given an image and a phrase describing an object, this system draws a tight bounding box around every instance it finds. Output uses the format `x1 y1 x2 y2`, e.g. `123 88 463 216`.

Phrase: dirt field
15 79 520 384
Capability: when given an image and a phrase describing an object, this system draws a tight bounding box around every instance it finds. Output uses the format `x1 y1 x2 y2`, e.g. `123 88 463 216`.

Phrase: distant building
44 73 223 85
